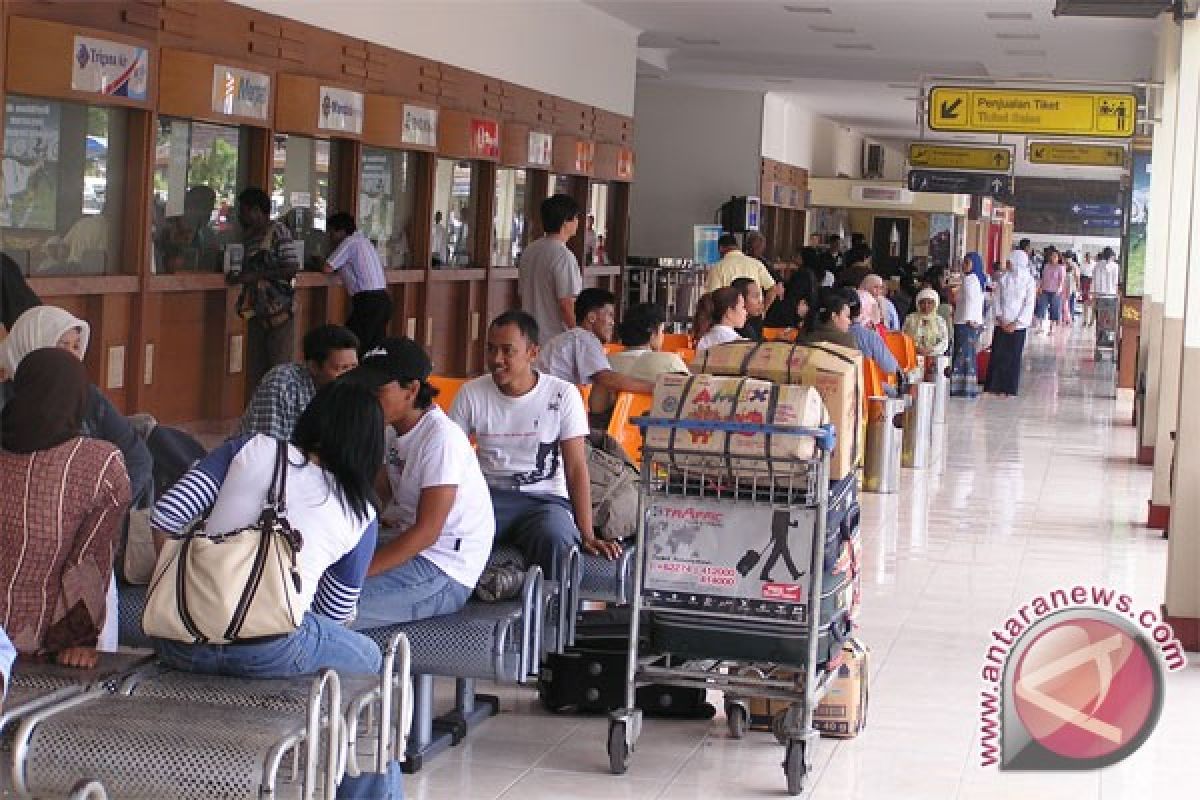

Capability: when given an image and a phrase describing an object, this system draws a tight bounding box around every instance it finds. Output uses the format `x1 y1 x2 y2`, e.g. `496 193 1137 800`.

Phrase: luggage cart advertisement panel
644 497 817 621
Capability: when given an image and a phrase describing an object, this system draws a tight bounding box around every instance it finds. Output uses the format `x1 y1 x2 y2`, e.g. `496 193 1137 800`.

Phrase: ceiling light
765 78 794 84
985 11 1035 20
1005 48 1047 56
810 24 857 33
677 37 720 45
835 42 876 50
995 32 1042 39
784 4 833 12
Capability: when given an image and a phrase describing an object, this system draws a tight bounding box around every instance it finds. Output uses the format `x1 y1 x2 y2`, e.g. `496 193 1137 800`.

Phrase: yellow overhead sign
908 143 1012 172
1027 142 1127 167
928 87 1137 138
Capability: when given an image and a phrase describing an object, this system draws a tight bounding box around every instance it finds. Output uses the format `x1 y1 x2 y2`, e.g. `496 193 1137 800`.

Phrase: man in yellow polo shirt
704 234 782 310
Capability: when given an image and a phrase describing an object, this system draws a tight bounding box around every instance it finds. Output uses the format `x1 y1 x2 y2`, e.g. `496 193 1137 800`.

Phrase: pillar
1148 17 1197 530
1138 18 1180 464
1164 15 1200 651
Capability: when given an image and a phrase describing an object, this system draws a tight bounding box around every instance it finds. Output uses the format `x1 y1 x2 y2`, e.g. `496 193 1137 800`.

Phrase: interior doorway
872 216 911 271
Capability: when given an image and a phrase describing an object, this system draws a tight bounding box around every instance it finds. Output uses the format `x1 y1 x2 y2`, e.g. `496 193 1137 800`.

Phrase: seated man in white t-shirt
451 311 621 580
535 288 654 419
592 301 689 420
345 338 496 628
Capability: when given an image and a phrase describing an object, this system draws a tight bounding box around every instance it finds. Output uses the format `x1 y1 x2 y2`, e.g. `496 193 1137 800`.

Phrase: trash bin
902 381 935 469
864 395 905 493
925 355 951 424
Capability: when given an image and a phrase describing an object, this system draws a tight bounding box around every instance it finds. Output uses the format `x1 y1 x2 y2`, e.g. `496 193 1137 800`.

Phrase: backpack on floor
586 431 639 542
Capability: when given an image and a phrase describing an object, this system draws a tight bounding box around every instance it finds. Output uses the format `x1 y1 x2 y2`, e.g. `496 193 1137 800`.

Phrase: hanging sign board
470 118 499 159
317 86 364 134
1027 142 1127 167
211 65 270 121
907 143 1012 172
927 87 1136 138
907 169 1014 199
401 105 437 147
71 35 149 100
528 131 553 167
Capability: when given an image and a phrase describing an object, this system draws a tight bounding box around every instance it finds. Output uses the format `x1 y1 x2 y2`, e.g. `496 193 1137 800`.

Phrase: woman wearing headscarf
0 253 40 332
950 253 987 398
0 349 131 668
903 288 950 357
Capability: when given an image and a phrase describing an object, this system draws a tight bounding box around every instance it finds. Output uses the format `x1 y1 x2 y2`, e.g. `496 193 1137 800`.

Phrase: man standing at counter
321 212 393 354
518 193 583 344
227 187 301 388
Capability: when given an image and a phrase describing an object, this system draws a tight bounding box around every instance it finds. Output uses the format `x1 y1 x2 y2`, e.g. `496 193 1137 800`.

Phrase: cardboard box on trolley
690 342 865 481
741 637 870 739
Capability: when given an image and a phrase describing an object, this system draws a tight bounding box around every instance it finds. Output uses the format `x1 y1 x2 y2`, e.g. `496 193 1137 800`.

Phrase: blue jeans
153 612 382 678
352 556 472 630
490 489 579 581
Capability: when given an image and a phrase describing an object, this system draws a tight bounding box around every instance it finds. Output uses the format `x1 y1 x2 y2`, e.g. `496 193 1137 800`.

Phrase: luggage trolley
608 416 837 796
1094 294 1119 362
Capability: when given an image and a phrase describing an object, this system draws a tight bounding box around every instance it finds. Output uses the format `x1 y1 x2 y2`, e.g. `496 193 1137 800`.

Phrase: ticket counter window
0 96 129 276
432 158 475 268
272 134 343 263
359 147 417 268
547 173 571 198
153 118 250 273
492 167 527 267
587 182 609 266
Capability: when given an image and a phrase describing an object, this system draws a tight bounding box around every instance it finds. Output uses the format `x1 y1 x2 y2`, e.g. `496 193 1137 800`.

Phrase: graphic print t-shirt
449 372 588 498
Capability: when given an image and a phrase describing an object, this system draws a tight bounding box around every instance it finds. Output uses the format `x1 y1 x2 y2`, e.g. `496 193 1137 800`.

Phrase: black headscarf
1 347 88 454
1 253 41 330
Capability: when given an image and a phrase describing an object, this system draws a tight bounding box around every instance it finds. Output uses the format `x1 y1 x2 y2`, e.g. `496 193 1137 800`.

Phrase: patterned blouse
903 312 950 357
0 438 130 655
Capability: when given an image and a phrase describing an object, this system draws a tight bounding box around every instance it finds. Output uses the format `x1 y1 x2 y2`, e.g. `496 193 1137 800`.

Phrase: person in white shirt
451 311 621 580
598 303 690 415
950 252 987 398
1008 238 1033 277
321 213 392 354
431 211 448 267
344 338 495 628
984 258 1037 397
693 286 748 352
1091 247 1120 297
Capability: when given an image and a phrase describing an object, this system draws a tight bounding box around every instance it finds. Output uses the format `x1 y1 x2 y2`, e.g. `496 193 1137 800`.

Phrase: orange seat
883 331 918 372
429 375 467 413
762 327 795 342
661 333 692 353
863 358 886 402
577 383 592 409
676 347 696 369
604 343 625 355
607 391 654 464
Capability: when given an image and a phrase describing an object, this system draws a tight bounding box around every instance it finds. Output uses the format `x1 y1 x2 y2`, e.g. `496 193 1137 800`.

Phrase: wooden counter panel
27 275 140 297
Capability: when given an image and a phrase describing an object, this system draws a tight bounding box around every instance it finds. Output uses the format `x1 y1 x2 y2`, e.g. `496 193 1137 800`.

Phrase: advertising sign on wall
528 131 553 167
574 140 595 174
317 86 364 134
1126 149 1151 297
211 65 270 121
1 99 61 230
401 105 437 147
470 119 499 159
71 35 149 100
617 147 634 180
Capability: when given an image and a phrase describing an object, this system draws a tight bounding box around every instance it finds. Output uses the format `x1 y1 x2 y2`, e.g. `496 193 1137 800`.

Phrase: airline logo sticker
528 131 553 167
71 35 149 100
471 119 499 159
211 65 270 121
401 105 437 147
318 87 364 134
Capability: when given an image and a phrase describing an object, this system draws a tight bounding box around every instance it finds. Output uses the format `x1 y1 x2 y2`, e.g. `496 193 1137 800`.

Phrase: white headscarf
0 305 90 378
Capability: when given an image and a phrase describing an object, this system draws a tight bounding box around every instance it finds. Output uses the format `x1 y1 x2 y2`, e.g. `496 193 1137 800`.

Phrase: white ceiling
587 0 1160 137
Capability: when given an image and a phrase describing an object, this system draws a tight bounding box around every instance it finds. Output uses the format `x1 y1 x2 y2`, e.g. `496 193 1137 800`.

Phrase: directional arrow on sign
940 98 963 119
907 169 1013 198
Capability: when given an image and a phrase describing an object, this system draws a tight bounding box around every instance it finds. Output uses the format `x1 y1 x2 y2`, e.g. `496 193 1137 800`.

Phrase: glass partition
492 167 527 266
432 158 476 267
587 181 609 266
547 173 570 198
152 117 250 273
271 134 343 263
359 147 418 268
1 95 129 276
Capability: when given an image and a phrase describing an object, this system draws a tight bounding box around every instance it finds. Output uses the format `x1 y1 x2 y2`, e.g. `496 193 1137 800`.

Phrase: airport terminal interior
1 0 1199 798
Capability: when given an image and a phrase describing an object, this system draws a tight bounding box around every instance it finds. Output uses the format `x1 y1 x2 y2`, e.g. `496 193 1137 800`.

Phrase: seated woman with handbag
0 348 131 668
146 380 385 678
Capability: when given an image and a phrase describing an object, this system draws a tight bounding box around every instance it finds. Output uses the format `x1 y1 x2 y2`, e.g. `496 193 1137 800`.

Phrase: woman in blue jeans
150 382 385 678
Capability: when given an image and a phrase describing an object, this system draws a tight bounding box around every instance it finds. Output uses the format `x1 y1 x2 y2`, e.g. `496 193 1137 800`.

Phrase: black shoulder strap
266 439 289 516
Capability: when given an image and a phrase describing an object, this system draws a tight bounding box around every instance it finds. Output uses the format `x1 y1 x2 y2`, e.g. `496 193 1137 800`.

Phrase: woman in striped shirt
150 380 384 678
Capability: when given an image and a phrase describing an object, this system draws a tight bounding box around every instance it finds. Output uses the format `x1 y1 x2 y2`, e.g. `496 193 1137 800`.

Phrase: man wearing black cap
450 310 620 581
344 337 496 627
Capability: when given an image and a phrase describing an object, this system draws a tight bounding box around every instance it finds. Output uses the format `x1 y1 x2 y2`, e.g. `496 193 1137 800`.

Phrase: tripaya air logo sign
71 35 149 100
317 87 364 135
211 65 270 121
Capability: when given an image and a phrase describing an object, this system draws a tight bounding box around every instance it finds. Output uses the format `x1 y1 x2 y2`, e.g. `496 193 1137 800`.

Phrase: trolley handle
633 416 837 454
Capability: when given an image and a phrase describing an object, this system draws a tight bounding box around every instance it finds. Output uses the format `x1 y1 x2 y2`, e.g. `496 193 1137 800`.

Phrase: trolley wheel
607 719 630 775
726 703 749 739
771 709 789 745
783 739 808 796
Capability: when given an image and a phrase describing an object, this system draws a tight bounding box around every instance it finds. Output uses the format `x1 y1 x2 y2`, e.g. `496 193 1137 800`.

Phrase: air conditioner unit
1052 0 1176 18
862 143 885 179
851 185 913 205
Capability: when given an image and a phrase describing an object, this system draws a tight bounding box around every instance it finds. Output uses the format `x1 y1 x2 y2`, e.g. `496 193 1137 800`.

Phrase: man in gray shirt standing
518 193 582 343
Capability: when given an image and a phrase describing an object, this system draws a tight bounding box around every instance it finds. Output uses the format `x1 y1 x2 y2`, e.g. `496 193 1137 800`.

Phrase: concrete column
1148 17 1198 530
1164 16 1200 651
1138 19 1181 464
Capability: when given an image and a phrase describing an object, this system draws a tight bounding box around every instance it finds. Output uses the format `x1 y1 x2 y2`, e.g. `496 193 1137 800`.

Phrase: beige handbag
142 440 306 644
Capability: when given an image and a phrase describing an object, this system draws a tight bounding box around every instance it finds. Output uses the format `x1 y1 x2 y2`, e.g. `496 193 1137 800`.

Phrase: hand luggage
977 347 991 385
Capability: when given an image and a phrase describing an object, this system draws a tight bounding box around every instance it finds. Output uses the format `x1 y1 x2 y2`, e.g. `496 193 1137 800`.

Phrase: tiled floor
405 327 1200 799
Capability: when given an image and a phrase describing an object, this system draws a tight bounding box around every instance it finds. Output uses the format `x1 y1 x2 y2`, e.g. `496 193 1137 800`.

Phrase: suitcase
976 348 991 385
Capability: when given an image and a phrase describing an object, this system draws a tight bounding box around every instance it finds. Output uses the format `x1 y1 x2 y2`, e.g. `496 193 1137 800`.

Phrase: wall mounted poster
928 213 955 267
1126 149 1150 297
1 98 61 230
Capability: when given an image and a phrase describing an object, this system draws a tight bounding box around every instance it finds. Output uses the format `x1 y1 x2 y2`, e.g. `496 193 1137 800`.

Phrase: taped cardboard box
647 373 828 479
741 637 870 739
691 342 864 481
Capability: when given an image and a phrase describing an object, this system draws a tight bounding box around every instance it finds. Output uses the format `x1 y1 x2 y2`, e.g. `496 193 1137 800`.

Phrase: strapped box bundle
690 342 864 480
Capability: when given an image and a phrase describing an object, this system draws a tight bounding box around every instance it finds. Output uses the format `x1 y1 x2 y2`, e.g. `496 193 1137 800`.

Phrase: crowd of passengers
0 189 1010 687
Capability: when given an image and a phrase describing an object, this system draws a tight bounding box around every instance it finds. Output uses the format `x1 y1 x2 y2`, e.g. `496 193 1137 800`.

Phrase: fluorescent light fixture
995 32 1042 39
810 24 857 33
677 37 720 45
1005 48 1047 56
985 11 1035 20
784 4 833 12
765 78 794 84
835 42 876 50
